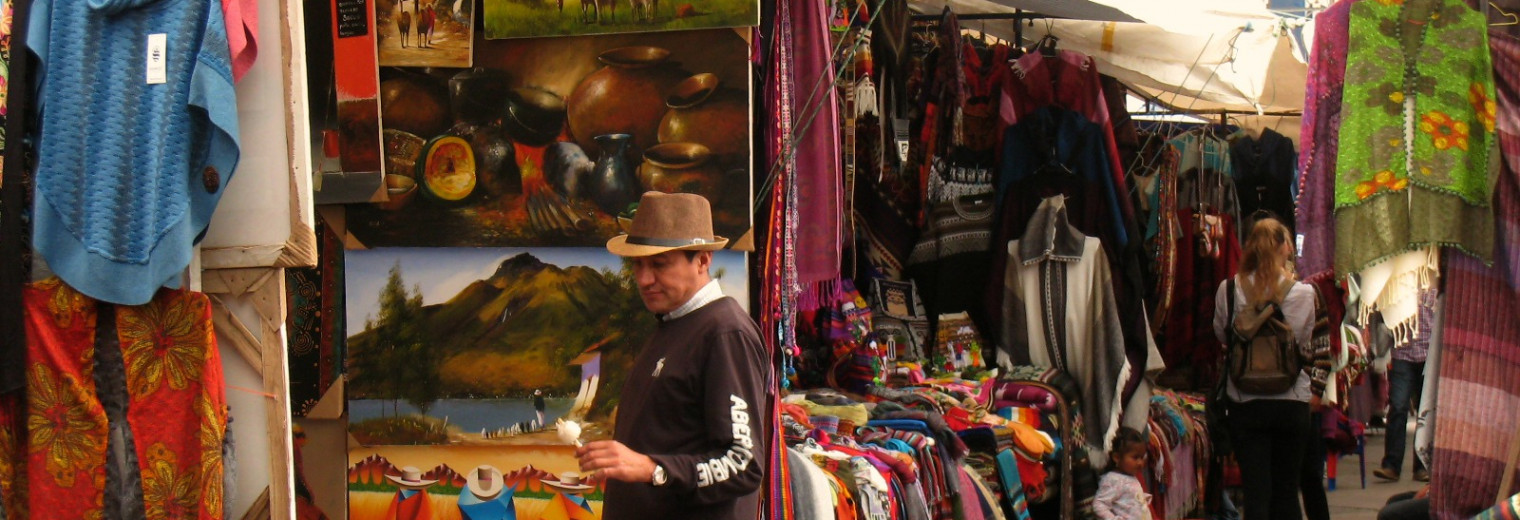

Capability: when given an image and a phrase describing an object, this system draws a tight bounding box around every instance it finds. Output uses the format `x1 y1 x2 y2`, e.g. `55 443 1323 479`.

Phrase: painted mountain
346 251 658 444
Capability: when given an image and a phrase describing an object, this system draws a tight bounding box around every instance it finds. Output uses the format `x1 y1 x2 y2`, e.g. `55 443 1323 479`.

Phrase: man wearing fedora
576 192 769 520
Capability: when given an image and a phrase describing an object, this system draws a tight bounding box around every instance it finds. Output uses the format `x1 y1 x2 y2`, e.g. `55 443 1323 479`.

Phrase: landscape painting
348 445 604 519
346 28 752 248
344 247 749 446
376 0 475 67
481 0 756 40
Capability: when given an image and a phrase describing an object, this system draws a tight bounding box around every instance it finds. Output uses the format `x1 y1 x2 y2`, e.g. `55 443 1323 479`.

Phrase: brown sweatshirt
604 297 770 520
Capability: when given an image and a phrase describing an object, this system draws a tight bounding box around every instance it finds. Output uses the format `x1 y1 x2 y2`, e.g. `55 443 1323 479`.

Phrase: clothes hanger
1491 2 1519 26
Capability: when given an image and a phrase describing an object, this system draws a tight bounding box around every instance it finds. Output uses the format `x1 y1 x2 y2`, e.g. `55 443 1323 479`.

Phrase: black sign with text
337 0 368 38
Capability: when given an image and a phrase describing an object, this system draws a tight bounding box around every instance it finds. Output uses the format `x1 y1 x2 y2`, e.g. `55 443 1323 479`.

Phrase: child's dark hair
1106 426 1148 471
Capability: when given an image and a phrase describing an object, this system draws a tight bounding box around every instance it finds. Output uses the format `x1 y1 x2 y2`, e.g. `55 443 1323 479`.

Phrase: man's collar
662 279 724 321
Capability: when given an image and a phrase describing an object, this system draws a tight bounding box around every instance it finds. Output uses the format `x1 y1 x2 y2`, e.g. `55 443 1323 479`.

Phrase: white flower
557 419 583 447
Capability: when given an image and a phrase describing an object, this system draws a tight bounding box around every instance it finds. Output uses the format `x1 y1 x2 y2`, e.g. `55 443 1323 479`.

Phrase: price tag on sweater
146 34 167 84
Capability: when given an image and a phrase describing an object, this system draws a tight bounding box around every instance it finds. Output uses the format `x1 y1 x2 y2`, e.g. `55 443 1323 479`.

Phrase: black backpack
1226 277 1302 394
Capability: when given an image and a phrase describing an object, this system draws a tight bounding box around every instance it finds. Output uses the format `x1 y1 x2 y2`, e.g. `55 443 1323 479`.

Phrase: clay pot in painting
467 126 521 197
543 142 594 200
658 73 748 161
449 68 511 126
638 142 724 203
380 75 451 138
587 134 641 216
502 88 567 147
565 47 685 156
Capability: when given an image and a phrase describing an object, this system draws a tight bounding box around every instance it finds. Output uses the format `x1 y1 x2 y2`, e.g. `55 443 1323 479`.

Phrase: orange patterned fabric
23 278 108 519
0 392 28 520
20 278 226 520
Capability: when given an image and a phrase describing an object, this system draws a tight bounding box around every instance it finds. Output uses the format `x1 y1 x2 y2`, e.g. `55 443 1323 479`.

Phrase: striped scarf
1430 30 1520 520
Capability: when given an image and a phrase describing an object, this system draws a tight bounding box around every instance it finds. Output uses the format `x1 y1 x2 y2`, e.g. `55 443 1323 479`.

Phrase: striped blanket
1431 31 1520 520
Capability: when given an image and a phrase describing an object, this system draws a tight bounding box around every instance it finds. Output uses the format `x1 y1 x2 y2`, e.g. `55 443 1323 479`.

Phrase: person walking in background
1214 217 1332 520
422 4 436 46
534 389 547 428
1374 288 1434 482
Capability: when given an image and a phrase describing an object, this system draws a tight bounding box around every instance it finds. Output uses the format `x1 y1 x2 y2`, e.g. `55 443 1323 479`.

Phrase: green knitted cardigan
1334 0 1497 276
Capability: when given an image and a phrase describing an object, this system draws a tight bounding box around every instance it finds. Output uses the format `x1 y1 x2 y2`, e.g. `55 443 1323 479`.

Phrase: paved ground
1323 421 1426 520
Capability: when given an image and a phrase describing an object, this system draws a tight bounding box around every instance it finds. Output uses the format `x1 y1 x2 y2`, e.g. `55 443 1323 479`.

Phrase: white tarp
910 0 1309 113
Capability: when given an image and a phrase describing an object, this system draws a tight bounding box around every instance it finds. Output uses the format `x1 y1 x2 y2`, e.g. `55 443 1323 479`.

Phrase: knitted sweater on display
27 0 239 305
1334 0 1495 276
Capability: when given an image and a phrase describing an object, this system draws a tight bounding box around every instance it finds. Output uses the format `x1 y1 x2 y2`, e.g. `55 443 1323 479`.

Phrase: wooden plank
202 245 288 270
202 268 277 297
275 0 316 270
210 296 264 377
257 273 295 520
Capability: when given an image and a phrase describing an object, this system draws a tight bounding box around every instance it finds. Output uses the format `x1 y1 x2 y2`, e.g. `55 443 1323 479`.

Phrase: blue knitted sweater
27 0 240 305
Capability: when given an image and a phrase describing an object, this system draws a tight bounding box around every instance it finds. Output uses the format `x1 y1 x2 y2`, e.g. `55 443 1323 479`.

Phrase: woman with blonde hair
1213 216 1331 520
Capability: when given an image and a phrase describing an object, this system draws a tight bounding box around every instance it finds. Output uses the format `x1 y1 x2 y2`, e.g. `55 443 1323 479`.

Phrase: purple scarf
1296 0 1354 277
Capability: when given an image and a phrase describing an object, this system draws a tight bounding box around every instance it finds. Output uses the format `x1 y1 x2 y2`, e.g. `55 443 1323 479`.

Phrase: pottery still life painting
346 28 752 248
343 247 749 446
480 0 756 40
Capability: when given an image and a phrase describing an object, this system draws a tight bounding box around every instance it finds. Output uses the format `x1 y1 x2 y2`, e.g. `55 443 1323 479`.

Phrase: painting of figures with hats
345 28 752 248
348 445 603 519
344 247 748 446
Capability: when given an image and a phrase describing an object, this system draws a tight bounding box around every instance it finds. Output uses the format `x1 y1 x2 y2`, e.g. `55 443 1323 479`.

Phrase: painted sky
345 247 749 337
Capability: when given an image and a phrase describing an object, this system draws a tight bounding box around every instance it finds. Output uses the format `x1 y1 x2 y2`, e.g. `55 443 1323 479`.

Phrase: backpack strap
1271 279 1297 305
1227 276 1237 342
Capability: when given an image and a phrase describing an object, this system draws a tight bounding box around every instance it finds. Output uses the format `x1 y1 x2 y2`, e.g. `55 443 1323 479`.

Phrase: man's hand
576 440 657 483
1310 395 1323 411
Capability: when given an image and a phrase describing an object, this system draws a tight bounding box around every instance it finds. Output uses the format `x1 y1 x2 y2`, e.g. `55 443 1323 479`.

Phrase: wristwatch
651 464 668 486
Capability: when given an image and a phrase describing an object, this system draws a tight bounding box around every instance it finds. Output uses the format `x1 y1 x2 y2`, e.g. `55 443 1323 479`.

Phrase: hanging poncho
1334 0 1497 278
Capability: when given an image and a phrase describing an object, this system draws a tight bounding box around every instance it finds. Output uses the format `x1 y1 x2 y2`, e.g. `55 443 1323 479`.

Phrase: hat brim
605 234 729 257
386 474 440 488
539 479 595 491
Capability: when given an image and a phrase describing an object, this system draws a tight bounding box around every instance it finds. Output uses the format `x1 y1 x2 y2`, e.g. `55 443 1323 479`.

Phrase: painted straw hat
467 465 505 499
540 471 594 492
386 466 440 489
606 192 728 257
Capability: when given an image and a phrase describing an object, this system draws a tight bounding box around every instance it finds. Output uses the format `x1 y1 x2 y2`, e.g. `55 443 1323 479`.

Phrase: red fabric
23 278 108 520
21 279 227 520
118 288 227 520
1000 50 1133 222
1160 210 1240 389
222 0 259 82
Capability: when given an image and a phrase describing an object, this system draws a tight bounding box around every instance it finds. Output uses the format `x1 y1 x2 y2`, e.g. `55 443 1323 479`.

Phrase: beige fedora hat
466 465 505 499
540 471 594 492
386 466 439 489
606 192 728 257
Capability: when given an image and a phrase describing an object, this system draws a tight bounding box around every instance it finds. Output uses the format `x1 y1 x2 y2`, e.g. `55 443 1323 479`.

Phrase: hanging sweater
27 0 240 305
1334 0 1496 276
998 197 1133 468
1229 128 1298 232
607 297 769 520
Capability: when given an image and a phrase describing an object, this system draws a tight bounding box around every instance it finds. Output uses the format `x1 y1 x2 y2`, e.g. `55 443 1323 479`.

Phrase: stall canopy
908 0 1309 114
